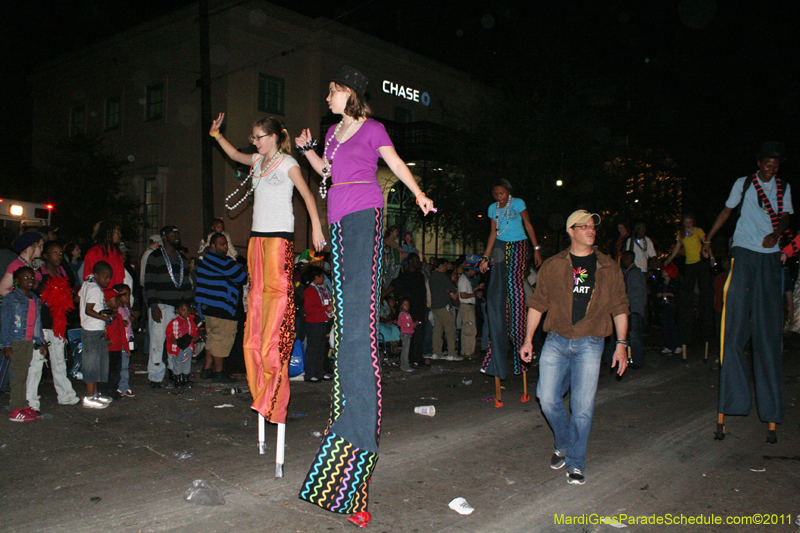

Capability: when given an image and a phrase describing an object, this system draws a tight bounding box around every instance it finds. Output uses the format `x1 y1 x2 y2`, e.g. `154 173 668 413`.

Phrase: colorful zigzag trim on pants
299 431 378 514
506 239 528 375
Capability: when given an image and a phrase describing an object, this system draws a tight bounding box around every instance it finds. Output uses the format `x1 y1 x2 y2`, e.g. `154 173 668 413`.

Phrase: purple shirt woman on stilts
294 65 434 528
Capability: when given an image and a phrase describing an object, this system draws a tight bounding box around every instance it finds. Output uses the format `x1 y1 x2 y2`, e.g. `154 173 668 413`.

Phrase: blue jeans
119 350 131 392
536 332 604 472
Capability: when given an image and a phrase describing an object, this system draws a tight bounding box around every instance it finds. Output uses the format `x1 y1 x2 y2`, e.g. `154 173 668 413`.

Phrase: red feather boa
40 276 75 340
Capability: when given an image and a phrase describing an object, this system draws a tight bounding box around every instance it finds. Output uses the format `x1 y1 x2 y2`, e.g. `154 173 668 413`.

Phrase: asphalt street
1 337 798 533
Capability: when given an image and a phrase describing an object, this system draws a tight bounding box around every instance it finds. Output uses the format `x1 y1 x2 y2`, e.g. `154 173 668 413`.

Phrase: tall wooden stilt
704 342 709 363
682 344 688 361
714 413 725 440
494 376 503 408
521 371 530 402
767 422 777 444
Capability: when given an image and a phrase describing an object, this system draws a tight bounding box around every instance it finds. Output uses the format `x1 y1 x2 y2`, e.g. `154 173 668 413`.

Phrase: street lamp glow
556 180 563 187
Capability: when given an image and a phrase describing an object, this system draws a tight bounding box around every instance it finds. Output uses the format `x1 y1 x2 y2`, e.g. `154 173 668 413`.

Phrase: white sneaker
430 354 443 360
94 394 113 404
444 354 463 361
83 396 109 409
661 347 673 354
674 347 683 354
60 397 81 405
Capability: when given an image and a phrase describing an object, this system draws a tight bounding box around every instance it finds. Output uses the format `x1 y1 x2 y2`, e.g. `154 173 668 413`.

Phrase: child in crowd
114 284 135 397
78 261 114 409
396 298 416 373
302 266 333 382
656 262 681 355
198 218 237 260
165 300 198 390
32 240 80 408
101 287 127 398
1 267 46 422
379 296 401 358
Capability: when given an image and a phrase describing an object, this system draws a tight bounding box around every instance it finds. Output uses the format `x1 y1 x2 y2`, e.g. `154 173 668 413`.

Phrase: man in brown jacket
520 210 629 485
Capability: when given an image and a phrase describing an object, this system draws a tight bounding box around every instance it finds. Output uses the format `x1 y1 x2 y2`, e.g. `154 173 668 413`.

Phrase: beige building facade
30 1 489 259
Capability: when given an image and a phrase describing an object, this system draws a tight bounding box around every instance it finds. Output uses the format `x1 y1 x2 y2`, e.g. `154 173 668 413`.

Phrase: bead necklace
494 196 514 237
224 149 284 211
319 119 359 199
161 246 185 289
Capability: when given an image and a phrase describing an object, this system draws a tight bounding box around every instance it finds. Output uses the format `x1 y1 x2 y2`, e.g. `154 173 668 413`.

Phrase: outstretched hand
210 112 225 134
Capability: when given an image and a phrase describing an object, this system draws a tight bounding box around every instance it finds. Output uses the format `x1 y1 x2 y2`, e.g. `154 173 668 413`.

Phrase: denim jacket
0 289 44 349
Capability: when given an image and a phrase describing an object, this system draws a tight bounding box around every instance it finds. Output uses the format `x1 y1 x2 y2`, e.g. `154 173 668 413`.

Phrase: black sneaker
566 468 585 485
550 450 566 470
212 372 236 384
200 368 214 380
149 381 162 389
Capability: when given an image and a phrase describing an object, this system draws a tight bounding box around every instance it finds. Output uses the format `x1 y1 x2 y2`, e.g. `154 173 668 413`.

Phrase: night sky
3 0 799 221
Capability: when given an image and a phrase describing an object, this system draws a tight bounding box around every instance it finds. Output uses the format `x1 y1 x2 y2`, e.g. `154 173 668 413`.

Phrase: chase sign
382 80 430 106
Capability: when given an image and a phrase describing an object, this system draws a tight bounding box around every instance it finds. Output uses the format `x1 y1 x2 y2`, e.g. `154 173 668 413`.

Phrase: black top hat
330 65 368 98
757 141 785 161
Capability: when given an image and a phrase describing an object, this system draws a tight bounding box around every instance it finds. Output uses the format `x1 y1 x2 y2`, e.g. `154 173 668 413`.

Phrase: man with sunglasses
520 210 630 485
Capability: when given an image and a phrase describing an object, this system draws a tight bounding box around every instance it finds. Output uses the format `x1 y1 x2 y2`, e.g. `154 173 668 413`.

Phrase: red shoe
8 408 37 422
348 511 372 528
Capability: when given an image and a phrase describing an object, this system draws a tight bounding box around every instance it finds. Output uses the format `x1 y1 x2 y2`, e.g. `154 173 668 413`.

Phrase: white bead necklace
225 149 284 211
494 196 514 237
319 119 359 199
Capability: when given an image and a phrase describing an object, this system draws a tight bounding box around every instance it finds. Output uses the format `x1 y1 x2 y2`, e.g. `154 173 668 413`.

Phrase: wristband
415 192 426 205
616 340 628 346
295 139 318 154
210 130 220 137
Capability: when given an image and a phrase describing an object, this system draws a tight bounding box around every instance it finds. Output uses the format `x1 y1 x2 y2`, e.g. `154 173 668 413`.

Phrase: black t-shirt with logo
571 253 597 325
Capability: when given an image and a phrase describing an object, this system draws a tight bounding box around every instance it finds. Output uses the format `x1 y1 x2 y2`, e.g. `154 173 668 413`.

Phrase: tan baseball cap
566 210 601 230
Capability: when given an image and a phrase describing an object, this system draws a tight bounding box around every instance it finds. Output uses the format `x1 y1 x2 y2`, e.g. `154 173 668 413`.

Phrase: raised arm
295 128 327 177
288 165 326 252
209 113 256 166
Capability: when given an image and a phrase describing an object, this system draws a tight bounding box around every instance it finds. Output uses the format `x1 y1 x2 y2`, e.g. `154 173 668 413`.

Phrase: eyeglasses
249 133 269 143
572 224 599 231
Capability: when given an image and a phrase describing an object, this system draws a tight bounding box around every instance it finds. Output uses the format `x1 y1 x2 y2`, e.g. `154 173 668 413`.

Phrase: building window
69 106 86 137
258 74 285 115
386 180 416 232
394 107 412 123
144 178 160 232
105 96 121 130
146 83 164 121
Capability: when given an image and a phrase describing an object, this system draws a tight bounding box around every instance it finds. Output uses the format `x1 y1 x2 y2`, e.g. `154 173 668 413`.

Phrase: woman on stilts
295 65 434 528
208 113 324 425
479 179 542 407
